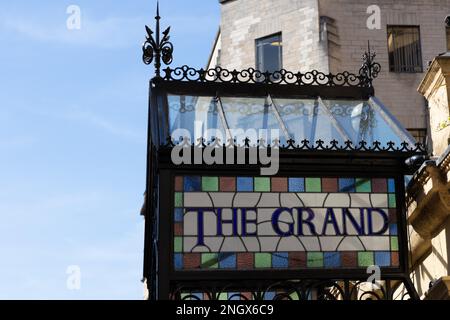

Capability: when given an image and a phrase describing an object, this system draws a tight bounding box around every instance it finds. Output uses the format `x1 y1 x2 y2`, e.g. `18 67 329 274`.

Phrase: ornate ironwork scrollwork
169 279 417 301
142 2 174 77
162 65 370 87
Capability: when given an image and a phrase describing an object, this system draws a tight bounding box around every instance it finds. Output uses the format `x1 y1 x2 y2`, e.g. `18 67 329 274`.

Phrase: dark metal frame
141 5 421 300
148 151 419 300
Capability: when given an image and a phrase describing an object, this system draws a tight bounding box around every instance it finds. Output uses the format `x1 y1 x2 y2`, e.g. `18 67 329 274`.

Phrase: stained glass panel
172 176 400 271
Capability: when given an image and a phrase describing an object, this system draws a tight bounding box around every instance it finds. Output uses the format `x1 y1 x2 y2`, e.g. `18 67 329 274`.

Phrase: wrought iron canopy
141 4 421 301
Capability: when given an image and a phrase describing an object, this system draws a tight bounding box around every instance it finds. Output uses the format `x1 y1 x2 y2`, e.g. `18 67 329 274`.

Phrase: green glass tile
218 292 228 301
254 177 270 192
180 293 189 300
358 252 374 267
391 237 399 251
289 292 300 300
255 253 272 268
218 293 228 300
174 192 183 207
356 178 371 192
307 252 323 268
388 194 396 208
174 237 182 253
305 178 321 192
202 177 219 192
201 253 218 269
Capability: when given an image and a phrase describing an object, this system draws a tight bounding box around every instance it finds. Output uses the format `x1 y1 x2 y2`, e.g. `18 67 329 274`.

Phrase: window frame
255 33 283 73
386 25 423 73
407 128 427 146
446 26 450 51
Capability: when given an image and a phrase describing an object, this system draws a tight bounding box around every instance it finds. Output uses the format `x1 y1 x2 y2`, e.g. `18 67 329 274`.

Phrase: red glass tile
241 292 253 300
183 253 201 269
175 176 183 192
372 178 387 193
391 252 399 266
322 178 338 192
271 177 288 192
220 177 236 192
389 209 397 223
237 253 254 269
288 252 306 268
342 251 357 267
174 223 183 236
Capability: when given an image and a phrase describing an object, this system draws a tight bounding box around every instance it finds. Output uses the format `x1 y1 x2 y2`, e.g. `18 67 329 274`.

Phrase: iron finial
359 40 381 88
142 1 174 78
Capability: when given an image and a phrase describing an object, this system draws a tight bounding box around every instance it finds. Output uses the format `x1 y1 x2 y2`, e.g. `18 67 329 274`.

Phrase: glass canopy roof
166 94 416 148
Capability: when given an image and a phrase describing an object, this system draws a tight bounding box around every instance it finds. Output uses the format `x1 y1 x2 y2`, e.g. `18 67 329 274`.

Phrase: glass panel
273 98 348 146
220 97 284 145
168 95 226 144
167 95 415 148
256 34 282 73
321 99 412 146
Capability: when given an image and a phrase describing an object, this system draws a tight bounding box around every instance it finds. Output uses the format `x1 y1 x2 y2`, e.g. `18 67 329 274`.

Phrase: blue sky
0 0 220 299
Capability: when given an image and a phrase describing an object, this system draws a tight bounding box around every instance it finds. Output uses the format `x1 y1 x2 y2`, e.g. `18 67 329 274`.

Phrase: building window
387 26 423 73
408 128 427 146
447 27 450 51
256 33 282 73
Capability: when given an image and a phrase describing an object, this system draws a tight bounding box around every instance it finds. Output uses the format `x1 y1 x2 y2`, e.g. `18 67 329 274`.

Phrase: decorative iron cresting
163 137 427 153
142 2 174 77
160 65 376 88
142 5 380 89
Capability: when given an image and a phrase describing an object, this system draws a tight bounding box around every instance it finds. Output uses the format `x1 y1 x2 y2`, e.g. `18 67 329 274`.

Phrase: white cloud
63 107 143 142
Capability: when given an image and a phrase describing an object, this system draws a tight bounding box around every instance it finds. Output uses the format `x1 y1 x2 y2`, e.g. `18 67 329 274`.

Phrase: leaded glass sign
173 176 399 271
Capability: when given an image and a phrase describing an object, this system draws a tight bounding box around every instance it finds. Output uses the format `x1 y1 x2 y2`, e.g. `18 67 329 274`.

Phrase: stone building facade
402 54 450 299
211 0 450 144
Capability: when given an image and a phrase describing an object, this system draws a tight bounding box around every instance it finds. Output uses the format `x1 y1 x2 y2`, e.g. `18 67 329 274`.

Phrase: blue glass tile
174 254 183 270
288 178 305 192
375 252 391 267
389 224 398 235
219 253 236 269
272 253 288 268
184 293 202 300
388 179 395 193
228 292 241 301
237 177 253 191
184 176 201 191
324 252 341 268
339 178 355 192
174 208 184 222
264 291 276 300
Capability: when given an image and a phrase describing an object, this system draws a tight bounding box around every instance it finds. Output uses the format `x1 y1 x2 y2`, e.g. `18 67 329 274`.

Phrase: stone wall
218 0 450 131
319 0 449 131
219 0 329 72
418 54 450 155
